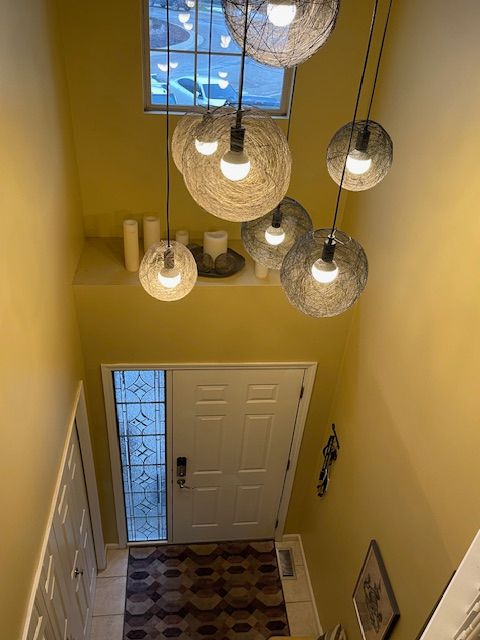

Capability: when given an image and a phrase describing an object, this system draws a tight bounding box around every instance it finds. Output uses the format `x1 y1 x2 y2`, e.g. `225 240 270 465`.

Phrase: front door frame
102 362 317 547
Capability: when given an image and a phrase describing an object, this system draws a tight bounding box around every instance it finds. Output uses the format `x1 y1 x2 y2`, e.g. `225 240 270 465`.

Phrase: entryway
91 534 321 640
102 363 316 546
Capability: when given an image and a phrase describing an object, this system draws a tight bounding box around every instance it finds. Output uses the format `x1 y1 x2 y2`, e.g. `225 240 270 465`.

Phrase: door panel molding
102 362 317 545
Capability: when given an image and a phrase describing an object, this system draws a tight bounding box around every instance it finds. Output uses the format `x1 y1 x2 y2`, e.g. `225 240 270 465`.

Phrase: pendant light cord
206 0 214 111
236 0 250 127
366 0 394 122
286 68 298 143
329 0 380 235
165 0 171 246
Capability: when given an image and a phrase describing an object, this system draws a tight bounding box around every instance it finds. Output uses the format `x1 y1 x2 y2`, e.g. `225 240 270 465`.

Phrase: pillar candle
175 229 189 246
123 219 139 272
203 230 228 261
254 261 269 279
143 216 161 252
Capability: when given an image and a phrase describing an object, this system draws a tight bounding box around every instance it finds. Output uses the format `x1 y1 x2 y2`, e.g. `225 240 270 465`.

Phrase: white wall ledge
74 237 281 287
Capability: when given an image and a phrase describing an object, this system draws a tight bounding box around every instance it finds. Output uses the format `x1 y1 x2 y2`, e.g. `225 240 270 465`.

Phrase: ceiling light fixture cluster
142 0 394 319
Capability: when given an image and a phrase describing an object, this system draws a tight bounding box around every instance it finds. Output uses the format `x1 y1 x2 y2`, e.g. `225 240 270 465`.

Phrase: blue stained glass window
113 370 167 542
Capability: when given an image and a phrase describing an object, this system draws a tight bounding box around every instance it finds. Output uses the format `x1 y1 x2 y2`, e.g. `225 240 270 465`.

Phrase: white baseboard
282 533 323 635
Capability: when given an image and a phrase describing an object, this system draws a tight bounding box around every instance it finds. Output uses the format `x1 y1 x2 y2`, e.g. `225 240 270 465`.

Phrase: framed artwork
353 540 400 640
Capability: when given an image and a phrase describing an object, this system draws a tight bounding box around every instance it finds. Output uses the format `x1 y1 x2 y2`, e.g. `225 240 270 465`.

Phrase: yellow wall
73 283 352 542
0 0 85 635
297 1 480 638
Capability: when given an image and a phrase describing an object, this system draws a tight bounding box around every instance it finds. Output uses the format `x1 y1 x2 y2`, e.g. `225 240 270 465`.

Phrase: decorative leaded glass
113 370 167 542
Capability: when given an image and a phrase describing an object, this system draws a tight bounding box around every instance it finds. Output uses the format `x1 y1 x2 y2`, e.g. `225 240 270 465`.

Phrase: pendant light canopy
221 0 339 68
140 240 197 301
241 197 313 269
326 119 393 191
280 229 368 317
182 106 291 222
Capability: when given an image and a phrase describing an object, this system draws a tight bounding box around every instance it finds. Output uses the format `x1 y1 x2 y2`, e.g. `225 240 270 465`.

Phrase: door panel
52 428 96 640
172 368 304 542
25 594 56 640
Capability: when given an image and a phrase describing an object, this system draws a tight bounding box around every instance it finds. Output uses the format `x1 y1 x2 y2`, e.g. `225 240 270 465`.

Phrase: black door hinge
300 385 304 399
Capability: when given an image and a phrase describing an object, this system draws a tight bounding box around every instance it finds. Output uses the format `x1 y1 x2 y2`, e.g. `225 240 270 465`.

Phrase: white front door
171 368 304 543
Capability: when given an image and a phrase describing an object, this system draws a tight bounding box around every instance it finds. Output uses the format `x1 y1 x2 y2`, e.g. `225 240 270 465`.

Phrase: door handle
177 478 193 489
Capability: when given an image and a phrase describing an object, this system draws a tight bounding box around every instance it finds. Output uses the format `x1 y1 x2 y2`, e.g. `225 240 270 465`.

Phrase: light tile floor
276 536 321 637
91 539 319 639
91 548 128 640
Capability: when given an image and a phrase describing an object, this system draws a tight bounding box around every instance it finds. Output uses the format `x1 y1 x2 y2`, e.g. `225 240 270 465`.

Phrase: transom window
143 0 294 115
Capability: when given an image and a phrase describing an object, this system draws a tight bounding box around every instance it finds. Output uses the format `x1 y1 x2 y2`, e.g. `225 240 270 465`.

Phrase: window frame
142 0 295 117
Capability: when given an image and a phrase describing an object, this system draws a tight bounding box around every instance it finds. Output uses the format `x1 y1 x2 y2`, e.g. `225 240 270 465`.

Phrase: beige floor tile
281 564 311 603
91 615 124 640
93 577 127 616
286 601 319 636
98 548 129 578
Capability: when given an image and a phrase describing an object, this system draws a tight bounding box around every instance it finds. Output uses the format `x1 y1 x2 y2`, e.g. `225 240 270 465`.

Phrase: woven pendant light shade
139 240 198 301
326 120 393 191
182 107 291 222
241 197 313 269
221 0 339 68
171 112 203 174
280 228 368 317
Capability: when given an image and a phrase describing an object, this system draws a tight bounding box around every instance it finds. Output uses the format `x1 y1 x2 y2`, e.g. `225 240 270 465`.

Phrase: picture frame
353 540 400 640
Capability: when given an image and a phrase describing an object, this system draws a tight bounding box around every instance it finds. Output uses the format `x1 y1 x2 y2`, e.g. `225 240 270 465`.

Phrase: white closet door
52 427 96 640
172 368 304 542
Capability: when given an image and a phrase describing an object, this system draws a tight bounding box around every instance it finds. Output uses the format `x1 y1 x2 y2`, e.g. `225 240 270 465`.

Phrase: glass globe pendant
326 120 393 191
241 197 313 269
221 0 339 68
140 241 197 302
280 229 368 317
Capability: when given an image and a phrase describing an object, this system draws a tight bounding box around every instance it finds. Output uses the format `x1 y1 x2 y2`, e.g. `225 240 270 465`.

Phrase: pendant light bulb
346 149 372 175
311 236 339 284
265 225 286 246
220 150 251 181
220 125 250 181
195 138 218 156
266 0 297 27
158 266 182 289
311 258 339 284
